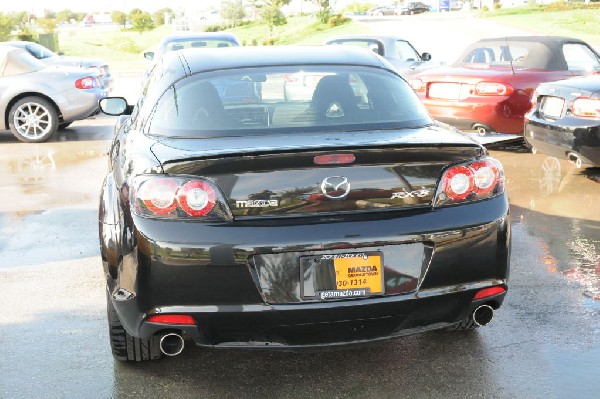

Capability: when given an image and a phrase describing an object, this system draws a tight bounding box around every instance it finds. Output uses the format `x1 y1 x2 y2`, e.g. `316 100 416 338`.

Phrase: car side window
330 40 383 56
394 40 420 62
563 43 600 72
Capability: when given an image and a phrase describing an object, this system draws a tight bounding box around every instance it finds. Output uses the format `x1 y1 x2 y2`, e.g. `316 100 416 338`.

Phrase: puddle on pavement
492 146 600 300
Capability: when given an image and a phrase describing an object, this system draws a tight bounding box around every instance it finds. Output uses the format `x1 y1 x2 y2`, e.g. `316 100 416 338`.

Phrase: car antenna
506 37 515 75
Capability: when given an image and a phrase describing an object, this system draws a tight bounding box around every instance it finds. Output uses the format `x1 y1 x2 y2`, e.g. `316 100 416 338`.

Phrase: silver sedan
0 46 109 143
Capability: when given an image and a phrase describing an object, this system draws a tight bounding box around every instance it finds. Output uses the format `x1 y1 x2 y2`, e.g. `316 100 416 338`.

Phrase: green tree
221 1 246 27
37 18 57 34
0 13 16 41
131 12 155 33
129 8 144 20
153 8 174 26
257 0 290 36
312 0 333 23
56 9 76 24
112 11 127 26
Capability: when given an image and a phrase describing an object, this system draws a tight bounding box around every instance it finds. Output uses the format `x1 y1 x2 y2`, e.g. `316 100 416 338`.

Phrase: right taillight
409 78 424 92
475 82 514 96
75 76 99 89
132 175 232 220
572 97 600 118
435 157 505 207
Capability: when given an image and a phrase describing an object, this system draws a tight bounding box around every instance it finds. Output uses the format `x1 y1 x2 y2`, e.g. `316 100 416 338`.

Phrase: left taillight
434 157 505 207
572 97 600 119
132 176 233 220
75 76 99 89
475 82 513 96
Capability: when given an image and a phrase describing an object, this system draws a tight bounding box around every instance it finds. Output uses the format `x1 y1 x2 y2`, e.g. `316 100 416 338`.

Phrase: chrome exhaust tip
567 152 582 169
472 304 494 327
159 332 185 357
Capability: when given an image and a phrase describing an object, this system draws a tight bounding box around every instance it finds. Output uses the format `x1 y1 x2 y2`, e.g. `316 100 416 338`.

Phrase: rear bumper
524 116 600 166
105 194 510 347
420 94 529 135
57 87 109 122
136 285 507 349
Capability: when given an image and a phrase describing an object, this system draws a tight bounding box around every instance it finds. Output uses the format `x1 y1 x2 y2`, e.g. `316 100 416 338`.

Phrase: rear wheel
8 96 59 143
106 292 161 362
447 316 479 330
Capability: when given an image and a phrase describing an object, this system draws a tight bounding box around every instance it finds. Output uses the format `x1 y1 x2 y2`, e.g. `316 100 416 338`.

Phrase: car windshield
25 43 57 59
146 65 432 138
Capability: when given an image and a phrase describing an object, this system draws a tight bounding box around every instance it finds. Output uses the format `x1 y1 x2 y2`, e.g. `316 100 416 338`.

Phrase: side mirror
421 52 432 61
100 97 130 116
144 51 155 60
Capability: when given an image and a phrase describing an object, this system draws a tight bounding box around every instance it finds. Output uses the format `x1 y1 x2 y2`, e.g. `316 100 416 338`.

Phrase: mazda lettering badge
321 176 351 199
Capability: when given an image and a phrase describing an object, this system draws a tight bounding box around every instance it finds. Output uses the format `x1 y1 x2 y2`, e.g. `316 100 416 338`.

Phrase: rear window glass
458 44 529 66
158 39 239 58
146 65 432 138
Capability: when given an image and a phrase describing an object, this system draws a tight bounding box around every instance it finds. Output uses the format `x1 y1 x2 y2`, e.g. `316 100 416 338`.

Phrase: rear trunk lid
150 126 484 218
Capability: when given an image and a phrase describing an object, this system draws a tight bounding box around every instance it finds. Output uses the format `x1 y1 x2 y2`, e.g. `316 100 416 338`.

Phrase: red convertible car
409 36 600 135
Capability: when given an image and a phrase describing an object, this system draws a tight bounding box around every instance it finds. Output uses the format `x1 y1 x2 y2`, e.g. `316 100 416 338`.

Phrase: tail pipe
472 304 494 327
159 332 185 357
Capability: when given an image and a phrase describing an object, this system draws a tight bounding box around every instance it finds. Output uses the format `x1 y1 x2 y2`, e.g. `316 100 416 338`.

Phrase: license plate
428 83 462 100
300 252 384 300
541 96 564 118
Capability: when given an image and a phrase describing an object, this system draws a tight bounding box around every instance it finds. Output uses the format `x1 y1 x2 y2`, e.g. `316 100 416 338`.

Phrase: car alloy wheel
9 96 59 143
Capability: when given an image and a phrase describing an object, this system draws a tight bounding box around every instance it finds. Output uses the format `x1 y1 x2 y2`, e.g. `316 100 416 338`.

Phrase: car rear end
121 137 509 348
102 53 510 354
41 66 108 121
525 76 600 166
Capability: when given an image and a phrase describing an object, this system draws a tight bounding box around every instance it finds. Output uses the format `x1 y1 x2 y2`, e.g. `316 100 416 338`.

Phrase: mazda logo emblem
321 176 351 199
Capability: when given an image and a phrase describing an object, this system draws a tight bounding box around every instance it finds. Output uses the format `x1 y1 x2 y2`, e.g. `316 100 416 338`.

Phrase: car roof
176 45 388 74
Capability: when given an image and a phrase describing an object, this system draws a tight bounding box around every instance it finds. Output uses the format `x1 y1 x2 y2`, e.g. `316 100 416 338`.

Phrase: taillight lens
409 78 424 92
475 82 513 96
435 157 505 207
132 176 232 220
75 76 99 89
572 97 600 118
283 73 299 83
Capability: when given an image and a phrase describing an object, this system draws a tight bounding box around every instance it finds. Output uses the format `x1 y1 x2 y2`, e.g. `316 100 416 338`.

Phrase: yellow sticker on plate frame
333 254 383 294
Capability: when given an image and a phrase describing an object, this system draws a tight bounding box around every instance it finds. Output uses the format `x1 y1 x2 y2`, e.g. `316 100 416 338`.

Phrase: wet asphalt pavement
1 13 600 399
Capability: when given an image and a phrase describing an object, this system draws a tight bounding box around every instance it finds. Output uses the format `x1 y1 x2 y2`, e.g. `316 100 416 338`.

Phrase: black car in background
525 76 600 167
398 1 430 15
99 46 510 362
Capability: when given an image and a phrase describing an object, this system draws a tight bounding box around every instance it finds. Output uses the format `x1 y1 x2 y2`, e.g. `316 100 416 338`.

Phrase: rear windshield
146 65 432 138
157 39 239 58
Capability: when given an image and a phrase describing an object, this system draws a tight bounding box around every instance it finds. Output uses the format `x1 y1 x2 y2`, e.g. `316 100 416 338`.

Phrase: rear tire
8 96 59 143
106 292 161 362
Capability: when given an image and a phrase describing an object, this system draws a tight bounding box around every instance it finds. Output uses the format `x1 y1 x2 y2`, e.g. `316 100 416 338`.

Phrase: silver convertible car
0 46 109 142
4 41 114 92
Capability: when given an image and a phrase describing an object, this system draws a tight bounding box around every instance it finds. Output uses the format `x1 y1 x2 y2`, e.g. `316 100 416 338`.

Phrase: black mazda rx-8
98 45 510 361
